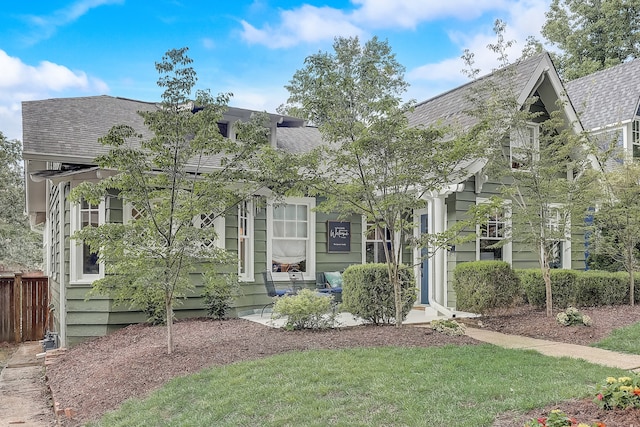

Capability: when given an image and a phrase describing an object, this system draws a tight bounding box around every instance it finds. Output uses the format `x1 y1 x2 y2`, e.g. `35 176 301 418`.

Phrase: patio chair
261 270 294 317
316 271 343 303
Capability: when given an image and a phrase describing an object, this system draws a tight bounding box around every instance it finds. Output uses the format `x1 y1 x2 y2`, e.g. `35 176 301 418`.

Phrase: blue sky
0 0 552 141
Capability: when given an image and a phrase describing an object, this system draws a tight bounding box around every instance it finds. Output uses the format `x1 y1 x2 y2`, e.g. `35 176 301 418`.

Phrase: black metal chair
261 270 294 317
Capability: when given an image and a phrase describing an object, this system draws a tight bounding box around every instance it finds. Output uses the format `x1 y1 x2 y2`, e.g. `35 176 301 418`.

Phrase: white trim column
432 195 446 306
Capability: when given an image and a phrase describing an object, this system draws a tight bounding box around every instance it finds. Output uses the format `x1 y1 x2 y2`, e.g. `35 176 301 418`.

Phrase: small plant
594 374 640 410
430 319 466 336
203 272 240 320
524 409 605 427
556 307 592 326
273 289 336 330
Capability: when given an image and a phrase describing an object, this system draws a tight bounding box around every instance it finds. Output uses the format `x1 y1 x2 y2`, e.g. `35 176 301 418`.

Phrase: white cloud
202 38 216 50
351 0 510 28
0 50 108 140
241 5 364 48
22 0 124 44
407 0 551 101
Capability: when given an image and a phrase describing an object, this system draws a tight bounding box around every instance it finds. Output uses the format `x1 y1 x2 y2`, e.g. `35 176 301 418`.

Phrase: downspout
58 181 67 347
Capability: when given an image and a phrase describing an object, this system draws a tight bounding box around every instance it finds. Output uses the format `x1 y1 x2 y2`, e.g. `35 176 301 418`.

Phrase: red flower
597 393 604 400
537 417 546 426
633 388 640 396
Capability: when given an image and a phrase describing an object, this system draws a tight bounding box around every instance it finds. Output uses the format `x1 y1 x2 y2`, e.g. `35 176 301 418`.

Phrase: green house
23 52 588 347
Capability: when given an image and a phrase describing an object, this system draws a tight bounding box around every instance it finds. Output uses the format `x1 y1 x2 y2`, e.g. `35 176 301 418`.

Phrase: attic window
510 123 539 170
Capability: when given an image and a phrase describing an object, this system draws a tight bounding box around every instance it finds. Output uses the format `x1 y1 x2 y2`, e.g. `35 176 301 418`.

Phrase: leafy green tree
0 132 41 270
541 0 640 80
71 48 278 353
590 162 640 305
280 36 484 326
465 21 594 316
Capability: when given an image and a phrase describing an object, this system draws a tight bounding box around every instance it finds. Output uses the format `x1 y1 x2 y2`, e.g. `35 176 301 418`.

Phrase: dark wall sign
327 221 351 253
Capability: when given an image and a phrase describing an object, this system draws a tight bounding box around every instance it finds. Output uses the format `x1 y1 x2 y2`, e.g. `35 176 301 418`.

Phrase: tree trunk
393 273 403 328
543 265 553 317
630 267 635 307
166 297 174 354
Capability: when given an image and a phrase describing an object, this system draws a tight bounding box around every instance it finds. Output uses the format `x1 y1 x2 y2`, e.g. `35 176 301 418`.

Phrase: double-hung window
71 198 105 283
364 220 393 263
477 199 511 263
632 119 640 159
238 200 253 281
511 123 539 170
545 204 571 269
267 197 315 279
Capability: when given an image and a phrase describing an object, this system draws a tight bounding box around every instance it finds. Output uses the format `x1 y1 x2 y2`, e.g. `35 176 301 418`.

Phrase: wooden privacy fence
0 272 49 343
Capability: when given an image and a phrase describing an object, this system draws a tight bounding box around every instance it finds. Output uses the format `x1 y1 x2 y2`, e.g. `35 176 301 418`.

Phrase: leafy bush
574 271 628 306
556 306 592 326
272 289 335 330
430 319 466 336
595 374 640 410
452 261 520 314
520 269 635 308
203 272 240 320
520 269 578 308
341 264 416 325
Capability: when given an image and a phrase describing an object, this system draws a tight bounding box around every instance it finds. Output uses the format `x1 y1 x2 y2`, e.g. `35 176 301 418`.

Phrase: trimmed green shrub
273 289 335 330
452 261 520 314
519 269 578 309
341 263 416 325
574 271 628 307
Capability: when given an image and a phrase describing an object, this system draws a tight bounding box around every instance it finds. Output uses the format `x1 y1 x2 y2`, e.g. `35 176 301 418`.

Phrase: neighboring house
23 52 585 347
564 59 640 163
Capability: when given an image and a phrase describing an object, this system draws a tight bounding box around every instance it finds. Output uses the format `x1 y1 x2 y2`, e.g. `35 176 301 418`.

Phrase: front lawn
593 321 640 354
92 344 624 427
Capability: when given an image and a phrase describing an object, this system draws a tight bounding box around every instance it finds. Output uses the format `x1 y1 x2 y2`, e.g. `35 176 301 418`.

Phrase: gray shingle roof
564 59 640 131
276 126 324 153
22 95 323 167
22 95 158 161
407 53 548 130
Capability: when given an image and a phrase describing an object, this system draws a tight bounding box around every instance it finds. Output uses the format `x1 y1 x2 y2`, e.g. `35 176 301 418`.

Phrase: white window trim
193 213 225 250
544 203 572 269
362 217 402 264
510 123 539 171
124 203 225 250
476 198 512 264
238 200 254 282
267 197 316 281
70 198 105 284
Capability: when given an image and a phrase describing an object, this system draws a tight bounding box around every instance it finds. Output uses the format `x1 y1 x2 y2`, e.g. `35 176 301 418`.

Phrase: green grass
593 321 640 354
91 344 625 427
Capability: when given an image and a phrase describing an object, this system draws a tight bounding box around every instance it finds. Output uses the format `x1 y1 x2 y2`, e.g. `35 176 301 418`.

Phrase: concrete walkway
465 327 640 371
0 341 53 427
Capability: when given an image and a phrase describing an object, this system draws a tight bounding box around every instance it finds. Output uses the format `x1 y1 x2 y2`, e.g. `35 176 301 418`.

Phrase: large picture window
268 197 315 279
